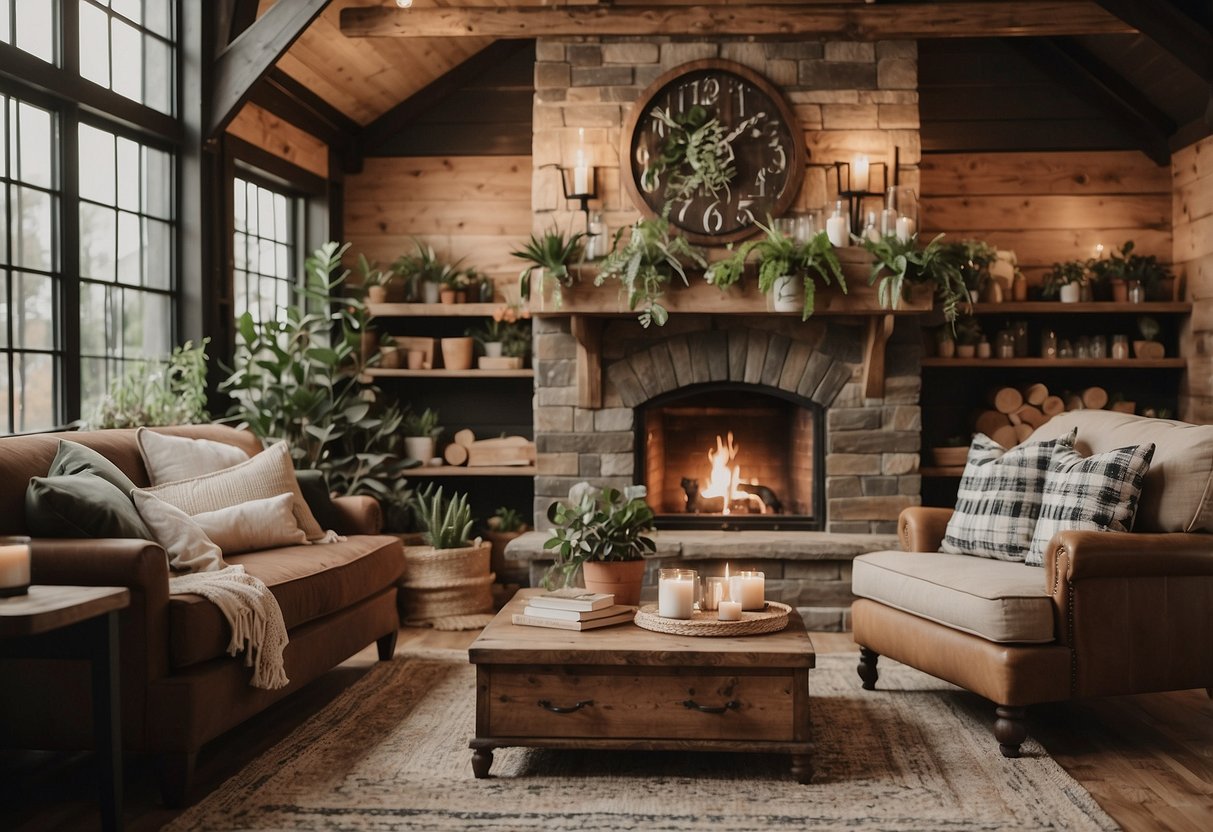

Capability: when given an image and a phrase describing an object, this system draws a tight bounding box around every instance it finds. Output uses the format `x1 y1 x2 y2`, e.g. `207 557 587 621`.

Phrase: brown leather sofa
851 410 1213 757
0 425 404 805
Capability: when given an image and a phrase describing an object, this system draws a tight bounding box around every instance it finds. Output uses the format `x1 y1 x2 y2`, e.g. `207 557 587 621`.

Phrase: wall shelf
921 466 965 478
921 358 1186 369
967 301 1190 315
364 369 534 379
407 465 537 477
368 302 499 317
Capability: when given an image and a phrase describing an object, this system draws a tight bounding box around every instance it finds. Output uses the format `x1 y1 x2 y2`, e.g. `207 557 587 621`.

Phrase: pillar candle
0 540 31 596
895 215 916 243
826 212 850 248
718 600 743 621
729 571 765 611
658 574 696 619
852 155 870 192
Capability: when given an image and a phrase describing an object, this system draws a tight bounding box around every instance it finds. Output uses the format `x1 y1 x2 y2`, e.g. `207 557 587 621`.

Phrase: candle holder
540 157 598 235
658 568 698 620
0 535 31 598
833 157 889 235
729 570 765 611
701 576 729 611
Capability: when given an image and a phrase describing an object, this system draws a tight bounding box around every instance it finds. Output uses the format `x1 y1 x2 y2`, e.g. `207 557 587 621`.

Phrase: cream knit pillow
141 441 324 540
137 427 249 485
192 493 307 555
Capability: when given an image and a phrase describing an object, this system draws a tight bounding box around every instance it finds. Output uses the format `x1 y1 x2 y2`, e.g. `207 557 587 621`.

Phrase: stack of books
511 588 635 631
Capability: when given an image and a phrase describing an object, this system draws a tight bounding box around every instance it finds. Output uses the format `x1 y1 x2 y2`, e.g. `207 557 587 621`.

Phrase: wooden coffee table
468 588 815 782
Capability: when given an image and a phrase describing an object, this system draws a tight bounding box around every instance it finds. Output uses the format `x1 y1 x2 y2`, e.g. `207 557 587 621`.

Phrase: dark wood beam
1005 37 1174 165
340 3 1134 39
208 0 329 139
250 69 360 145
359 40 531 156
1095 0 1213 81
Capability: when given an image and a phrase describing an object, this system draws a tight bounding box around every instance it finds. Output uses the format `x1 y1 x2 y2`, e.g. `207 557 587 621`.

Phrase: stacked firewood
974 383 1135 448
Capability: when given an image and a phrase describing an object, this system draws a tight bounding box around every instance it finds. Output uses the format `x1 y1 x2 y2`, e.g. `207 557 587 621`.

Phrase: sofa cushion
1032 410 1213 533
137 427 249 485
133 489 224 573
295 469 344 533
167 535 403 669
49 439 140 495
1026 443 1155 566
852 551 1055 644
26 474 152 540
940 429 1076 562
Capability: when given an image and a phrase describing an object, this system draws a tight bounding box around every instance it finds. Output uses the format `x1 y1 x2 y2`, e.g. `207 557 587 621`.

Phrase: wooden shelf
368 302 499 317
407 465 537 477
921 466 965 478
921 358 1186 369
968 301 1190 314
364 369 534 379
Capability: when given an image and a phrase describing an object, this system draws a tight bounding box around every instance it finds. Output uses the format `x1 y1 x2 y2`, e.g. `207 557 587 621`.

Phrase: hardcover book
521 603 633 622
511 610 635 631
526 589 615 612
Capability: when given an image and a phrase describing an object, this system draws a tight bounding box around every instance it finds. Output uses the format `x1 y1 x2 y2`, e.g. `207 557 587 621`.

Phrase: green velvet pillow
295 469 344 533
25 474 152 540
49 439 140 495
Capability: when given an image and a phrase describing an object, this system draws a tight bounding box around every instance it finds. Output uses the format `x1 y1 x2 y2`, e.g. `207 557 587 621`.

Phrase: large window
0 0 178 432
233 175 298 324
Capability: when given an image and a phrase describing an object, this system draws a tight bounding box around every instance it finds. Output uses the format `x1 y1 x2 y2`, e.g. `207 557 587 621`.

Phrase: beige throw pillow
141 441 325 540
138 427 249 485
132 490 225 573
192 493 307 555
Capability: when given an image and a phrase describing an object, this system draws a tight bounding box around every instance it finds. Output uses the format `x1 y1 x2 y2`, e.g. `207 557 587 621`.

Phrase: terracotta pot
380 345 402 369
439 289 457 304
406 349 426 370
455 290 467 304
441 336 475 370
1110 279 1128 303
937 339 956 359
582 560 646 606
956 344 976 358
361 330 379 363
367 285 388 304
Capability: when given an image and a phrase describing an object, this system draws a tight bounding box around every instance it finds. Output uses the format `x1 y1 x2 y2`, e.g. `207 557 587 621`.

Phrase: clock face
622 59 805 244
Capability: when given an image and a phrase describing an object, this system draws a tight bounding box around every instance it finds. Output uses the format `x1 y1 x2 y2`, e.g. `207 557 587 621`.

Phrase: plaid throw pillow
1026 443 1155 566
940 429 1076 561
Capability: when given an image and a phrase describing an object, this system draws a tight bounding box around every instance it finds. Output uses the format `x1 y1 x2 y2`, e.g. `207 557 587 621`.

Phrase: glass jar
1058 339 1073 359
977 338 992 359
1091 335 1107 359
1112 334 1130 360
1041 329 1058 359
1012 320 1029 357
826 200 850 247
1128 280 1146 303
657 569 698 619
996 330 1016 358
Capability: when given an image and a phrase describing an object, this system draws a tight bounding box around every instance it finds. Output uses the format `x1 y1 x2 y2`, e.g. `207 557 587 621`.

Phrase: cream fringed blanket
169 565 290 690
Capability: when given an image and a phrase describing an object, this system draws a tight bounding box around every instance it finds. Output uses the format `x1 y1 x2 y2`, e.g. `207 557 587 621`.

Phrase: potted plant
1042 260 1086 303
1133 315 1165 359
483 506 530 581
1088 248 1127 302
402 407 441 463
543 482 656 606
954 315 982 358
595 216 708 328
441 334 475 370
468 303 531 369
357 253 396 305
392 241 439 303
705 219 845 320
86 338 211 429
512 228 585 311
403 485 493 623
1119 240 1175 301
860 233 971 324
439 269 460 305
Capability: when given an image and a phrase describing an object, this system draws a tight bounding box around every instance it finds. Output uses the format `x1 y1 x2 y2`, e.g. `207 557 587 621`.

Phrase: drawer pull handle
682 699 740 714
537 698 593 714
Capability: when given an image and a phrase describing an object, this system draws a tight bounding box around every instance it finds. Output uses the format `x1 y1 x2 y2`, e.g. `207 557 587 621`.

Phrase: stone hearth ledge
505 530 899 562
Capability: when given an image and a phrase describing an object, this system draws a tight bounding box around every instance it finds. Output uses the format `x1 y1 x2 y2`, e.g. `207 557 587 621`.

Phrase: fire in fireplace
637 384 824 530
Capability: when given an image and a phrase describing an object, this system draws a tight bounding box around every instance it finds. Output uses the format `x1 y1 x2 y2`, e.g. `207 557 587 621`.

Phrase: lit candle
852 154 870 192
658 568 697 620
895 215 916 243
718 600 743 621
572 128 590 195
729 570 765 611
0 537 31 597
826 200 849 248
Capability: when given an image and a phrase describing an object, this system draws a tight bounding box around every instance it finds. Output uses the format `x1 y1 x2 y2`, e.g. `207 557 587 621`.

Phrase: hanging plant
595 215 708 328
642 104 737 203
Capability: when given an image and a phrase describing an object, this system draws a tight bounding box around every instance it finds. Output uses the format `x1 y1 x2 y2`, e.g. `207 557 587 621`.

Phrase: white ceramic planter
422 281 441 304
1059 283 1081 303
770 275 802 313
484 341 504 358
404 436 436 463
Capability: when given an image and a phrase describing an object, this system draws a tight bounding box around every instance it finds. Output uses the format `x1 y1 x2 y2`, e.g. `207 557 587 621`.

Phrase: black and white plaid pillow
1026 443 1155 566
940 429 1077 561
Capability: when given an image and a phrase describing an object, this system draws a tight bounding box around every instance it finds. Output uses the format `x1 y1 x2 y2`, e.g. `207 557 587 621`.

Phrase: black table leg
90 611 122 832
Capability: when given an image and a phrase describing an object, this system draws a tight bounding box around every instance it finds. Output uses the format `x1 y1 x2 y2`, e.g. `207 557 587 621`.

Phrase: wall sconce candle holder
541 163 597 234
833 157 890 234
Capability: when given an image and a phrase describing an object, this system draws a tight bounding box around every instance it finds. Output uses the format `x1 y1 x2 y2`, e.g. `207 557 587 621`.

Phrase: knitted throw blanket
169 565 290 690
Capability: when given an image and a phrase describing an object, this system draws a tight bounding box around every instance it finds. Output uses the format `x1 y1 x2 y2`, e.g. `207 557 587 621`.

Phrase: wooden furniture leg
471 748 494 779
857 647 880 690
160 751 197 808
90 611 123 832
994 706 1028 758
377 629 398 661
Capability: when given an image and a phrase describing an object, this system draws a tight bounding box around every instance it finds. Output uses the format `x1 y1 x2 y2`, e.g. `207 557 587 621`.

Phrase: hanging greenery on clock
622 59 805 245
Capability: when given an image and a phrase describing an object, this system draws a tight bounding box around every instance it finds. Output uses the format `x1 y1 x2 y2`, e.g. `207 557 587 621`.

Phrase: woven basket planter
400 540 494 622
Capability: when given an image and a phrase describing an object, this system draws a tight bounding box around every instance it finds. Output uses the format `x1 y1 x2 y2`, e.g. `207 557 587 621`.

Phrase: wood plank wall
226 102 330 179
1174 136 1213 423
343 155 533 284
920 150 1171 287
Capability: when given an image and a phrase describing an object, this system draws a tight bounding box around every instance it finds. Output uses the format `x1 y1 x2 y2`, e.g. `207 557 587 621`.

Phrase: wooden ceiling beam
208 0 330 139
1004 37 1174 165
339 3 1134 40
1094 0 1213 81
359 40 531 156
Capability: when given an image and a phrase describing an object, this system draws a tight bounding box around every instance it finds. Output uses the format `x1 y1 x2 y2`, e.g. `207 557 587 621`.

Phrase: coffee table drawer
488 669 798 741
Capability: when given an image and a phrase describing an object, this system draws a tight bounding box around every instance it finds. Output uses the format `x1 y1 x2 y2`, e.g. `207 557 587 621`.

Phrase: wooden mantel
542 255 932 406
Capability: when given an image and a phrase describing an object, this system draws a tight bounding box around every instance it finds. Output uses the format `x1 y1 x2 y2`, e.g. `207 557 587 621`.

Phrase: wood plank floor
2 627 1210 831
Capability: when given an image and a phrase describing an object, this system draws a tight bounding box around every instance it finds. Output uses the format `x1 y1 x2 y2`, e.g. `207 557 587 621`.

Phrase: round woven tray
633 601 791 637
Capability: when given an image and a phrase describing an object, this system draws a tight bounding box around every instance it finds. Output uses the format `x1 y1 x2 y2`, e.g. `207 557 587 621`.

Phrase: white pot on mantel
1059 283 1082 303
770 275 802 313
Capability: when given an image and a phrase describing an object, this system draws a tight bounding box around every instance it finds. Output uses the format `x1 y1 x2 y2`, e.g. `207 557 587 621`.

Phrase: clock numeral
736 86 747 118
752 169 768 198
702 202 724 234
701 77 720 107
736 199 757 227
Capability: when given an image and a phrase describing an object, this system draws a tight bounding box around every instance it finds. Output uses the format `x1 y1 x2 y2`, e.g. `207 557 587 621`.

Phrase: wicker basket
400 540 494 622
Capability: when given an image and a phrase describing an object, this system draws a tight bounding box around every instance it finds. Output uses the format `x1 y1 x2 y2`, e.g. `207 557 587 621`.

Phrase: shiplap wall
1175 136 1213 423
343 155 533 283
920 150 1172 287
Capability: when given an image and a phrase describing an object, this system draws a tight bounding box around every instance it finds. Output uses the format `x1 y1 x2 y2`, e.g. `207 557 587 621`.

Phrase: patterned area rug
167 650 1117 831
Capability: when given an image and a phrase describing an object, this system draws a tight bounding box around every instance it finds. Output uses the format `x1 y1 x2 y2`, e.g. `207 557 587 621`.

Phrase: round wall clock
621 59 805 245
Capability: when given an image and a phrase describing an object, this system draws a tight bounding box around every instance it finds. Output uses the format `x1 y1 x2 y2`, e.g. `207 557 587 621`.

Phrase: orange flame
700 432 744 514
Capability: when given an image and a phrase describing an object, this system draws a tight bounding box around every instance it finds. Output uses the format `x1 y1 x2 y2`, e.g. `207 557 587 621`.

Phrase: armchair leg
994 706 1028 758
160 750 196 808
377 629 398 661
857 647 880 691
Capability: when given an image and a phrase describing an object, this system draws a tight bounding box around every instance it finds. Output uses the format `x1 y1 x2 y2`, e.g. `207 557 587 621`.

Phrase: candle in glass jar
826 201 849 248
729 570 765 611
718 600 743 621
895 215 916 242
658 568 697 619
0 537 31 597
702 577 728 611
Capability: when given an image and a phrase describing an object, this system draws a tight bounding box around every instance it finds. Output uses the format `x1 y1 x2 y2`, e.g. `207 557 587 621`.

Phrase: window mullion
61 100 81 422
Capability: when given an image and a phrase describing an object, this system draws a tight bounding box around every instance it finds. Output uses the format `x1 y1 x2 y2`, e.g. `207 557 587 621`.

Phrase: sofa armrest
331 495 383 535
1046 530 1213 587
898 507 953 552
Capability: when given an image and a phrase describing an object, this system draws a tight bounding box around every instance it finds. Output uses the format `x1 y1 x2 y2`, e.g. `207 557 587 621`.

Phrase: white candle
658 571 696 619
895 215 916 243
718 600 743 621
826 214 849 248
853 154 870 192
0 541 31 593
572 128 590 194
729 570 765 611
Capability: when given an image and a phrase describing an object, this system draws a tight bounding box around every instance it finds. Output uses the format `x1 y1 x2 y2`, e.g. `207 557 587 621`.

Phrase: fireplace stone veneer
533 315 923 533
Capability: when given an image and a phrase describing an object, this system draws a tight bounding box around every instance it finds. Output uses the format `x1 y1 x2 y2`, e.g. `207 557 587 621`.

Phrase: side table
0 585 130 832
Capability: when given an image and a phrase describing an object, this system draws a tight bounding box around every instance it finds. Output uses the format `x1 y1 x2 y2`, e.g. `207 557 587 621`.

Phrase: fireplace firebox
636 383 825 530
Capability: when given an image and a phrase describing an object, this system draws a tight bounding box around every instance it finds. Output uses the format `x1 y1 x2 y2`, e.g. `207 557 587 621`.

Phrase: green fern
595 216 707 328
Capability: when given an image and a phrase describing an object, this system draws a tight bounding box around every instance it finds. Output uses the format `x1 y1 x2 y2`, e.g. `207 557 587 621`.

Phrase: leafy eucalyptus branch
643 104 737 203
595 216 708 327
